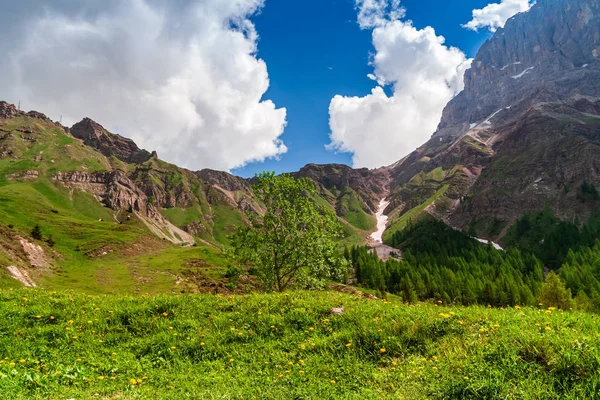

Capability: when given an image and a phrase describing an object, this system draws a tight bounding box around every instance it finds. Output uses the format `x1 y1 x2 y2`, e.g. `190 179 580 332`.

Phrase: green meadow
1 289 599 399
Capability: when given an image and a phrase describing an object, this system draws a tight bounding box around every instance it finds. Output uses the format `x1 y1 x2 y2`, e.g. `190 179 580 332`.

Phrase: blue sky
232 0 494 177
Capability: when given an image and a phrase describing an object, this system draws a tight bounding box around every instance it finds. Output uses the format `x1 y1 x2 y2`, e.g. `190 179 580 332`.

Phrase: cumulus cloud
462 0 534 32
0 0 287 171
328 2 472 169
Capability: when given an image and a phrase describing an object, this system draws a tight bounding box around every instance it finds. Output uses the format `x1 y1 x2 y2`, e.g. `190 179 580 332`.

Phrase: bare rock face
184 221 208 237
436 0 600 139
70 118 153 164
52 170 155 217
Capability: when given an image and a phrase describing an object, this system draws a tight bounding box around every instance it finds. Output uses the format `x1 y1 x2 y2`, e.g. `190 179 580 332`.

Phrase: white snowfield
370 198 390 244
500 61 521 71
512 66 535 79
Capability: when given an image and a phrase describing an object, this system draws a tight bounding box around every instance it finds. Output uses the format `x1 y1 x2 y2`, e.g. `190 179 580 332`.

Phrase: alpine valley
1 0 599 295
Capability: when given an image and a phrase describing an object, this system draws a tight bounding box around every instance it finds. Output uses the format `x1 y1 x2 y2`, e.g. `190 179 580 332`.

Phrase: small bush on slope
0 289 599 399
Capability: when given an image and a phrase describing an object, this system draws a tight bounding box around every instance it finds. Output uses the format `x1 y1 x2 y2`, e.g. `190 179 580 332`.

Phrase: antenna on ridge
60 115 63 124
17 101 21 111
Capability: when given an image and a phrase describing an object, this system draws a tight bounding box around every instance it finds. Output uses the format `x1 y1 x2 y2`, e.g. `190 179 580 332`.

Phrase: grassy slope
336 187 376 232
0 116 233 292
1 289 599 399
383 185 449 242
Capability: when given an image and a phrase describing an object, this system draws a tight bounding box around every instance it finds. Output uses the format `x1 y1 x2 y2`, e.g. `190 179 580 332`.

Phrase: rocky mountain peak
70 117 153 164
435 0 600 139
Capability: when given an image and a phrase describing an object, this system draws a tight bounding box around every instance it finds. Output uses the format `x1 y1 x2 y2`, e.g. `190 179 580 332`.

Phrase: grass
336 188 376 232
38 241 230 295
0 289 599 399
383 185 449 242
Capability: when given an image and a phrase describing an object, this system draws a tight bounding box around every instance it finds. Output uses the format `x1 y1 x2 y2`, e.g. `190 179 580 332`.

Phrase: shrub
538 271 574 310
31 224 43 240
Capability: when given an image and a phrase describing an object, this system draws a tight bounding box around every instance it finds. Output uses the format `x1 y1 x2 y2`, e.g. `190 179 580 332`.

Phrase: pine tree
31 225 43 241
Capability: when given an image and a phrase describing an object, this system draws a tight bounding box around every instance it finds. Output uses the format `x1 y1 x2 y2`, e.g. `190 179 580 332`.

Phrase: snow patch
475 238 504 251
582 64 589 68
512 66 535 79
370 199 390 244
480 108 504 127
500 61 521 71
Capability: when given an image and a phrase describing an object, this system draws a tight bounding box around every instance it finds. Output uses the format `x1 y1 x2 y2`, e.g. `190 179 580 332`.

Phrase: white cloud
356 0 405 29
0 0 287 171
462 0 534 33
328 3 472 169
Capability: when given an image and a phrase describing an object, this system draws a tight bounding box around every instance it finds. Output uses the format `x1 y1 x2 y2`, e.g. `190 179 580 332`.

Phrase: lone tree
538 271 574 310
231 172 345 292
31 225 43 241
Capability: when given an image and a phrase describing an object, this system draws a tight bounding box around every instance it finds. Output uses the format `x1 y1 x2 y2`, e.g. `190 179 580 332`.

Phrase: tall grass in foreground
0 288 599 399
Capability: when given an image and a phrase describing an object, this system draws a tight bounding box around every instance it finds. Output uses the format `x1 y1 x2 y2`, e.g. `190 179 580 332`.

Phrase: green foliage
538 272 574 310
559 241 600 312
349 220 543 306
231 172 346 292
1 289 600 399
578 180 600 202
31 224 43 241
504 210 600 270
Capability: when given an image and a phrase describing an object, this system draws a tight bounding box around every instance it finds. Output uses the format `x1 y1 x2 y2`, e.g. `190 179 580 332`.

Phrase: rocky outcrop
7 170 40 180
52 170 154 217
196 169 250 192
184 221 208 237
70 118 153 164
0 101 22 119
